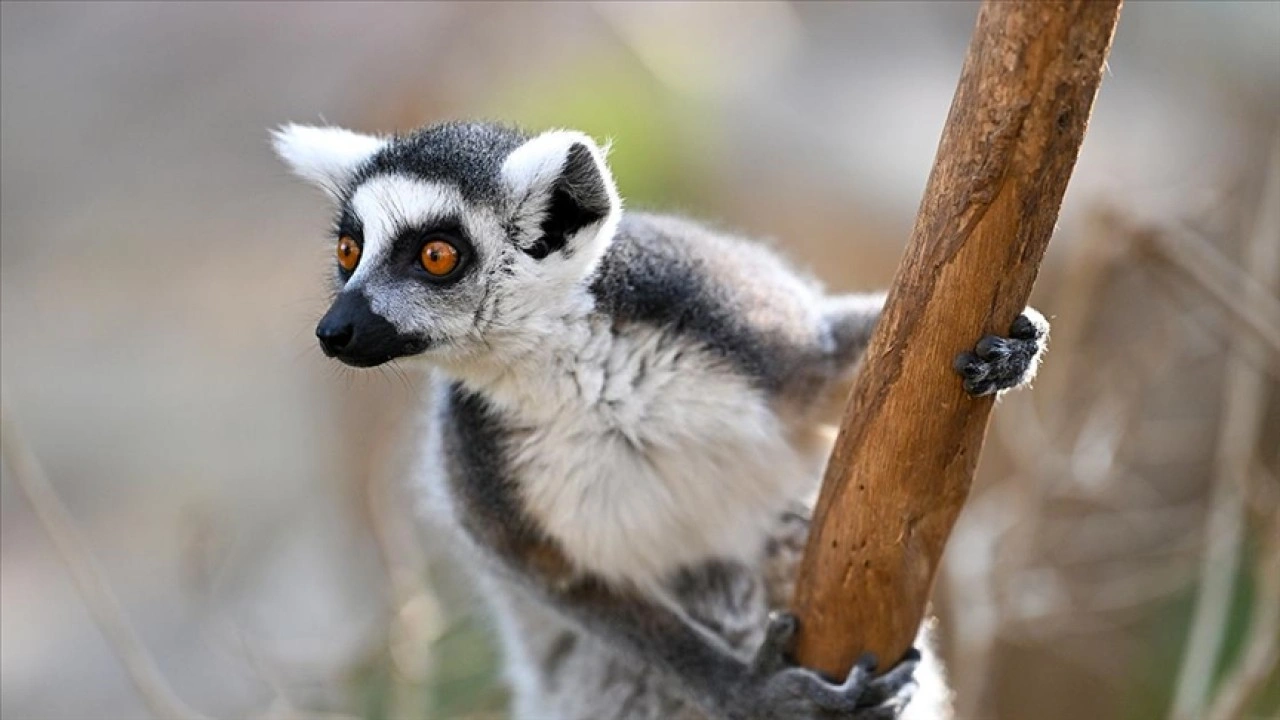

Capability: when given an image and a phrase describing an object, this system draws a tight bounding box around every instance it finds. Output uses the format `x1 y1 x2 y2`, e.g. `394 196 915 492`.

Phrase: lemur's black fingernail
975 336 1005 358
856 652 879 672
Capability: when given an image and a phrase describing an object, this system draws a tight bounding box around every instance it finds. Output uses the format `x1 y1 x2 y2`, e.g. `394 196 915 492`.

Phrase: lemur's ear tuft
271 124 385 200
502 130 621 260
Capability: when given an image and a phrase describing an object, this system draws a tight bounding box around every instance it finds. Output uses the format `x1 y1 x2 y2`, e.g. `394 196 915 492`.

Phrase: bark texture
790 0 1123 678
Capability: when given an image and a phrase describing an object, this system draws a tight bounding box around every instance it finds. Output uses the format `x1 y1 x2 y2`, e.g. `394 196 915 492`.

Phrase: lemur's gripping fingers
850 649 921 719
750 611 800 677
952 308 1049 397
733 612 919 720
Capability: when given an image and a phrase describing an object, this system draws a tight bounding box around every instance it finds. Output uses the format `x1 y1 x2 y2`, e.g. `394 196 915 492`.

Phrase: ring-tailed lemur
273 121 1047 720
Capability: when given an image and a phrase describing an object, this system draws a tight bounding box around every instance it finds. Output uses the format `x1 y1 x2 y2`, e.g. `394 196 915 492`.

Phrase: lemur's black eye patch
332 206 363 242
389 217 474 285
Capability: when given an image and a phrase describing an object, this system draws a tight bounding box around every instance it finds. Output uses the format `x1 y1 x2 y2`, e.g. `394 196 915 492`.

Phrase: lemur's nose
316 290 411 366
316 317 355 356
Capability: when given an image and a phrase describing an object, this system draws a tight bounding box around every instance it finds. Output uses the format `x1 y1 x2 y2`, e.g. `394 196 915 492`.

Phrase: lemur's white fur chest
435 309 817 589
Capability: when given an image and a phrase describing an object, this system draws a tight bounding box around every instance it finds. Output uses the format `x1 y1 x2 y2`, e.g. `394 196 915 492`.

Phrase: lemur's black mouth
329 337 431 368
316 291 431 367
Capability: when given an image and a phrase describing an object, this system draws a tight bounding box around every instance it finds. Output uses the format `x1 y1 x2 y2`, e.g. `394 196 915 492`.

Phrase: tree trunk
790 0 1123 678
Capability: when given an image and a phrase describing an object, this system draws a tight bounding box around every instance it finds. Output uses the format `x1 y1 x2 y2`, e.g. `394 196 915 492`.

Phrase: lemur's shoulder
590 211 835 391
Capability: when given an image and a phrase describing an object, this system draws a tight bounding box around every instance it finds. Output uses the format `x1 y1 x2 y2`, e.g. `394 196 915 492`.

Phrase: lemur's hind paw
742 613 920 719
953 308 1048 397
848 649 920 719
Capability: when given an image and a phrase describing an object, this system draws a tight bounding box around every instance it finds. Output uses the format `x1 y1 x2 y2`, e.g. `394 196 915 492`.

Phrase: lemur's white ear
271 124 385 200
502 130 621 260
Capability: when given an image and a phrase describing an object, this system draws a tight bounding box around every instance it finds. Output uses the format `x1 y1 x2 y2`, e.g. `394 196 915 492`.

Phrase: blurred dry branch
1173 131 1280 720
1123 216 1280 364
0 394 214 720
362 424 441 720
1205 525 1280 720
0 395 363 720
1172 128 1280 717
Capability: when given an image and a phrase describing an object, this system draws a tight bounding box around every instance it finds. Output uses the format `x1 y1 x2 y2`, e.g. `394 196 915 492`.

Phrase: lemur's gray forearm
535 574 748 716
499 560 918 720
824 292 887 367
799 293 886 425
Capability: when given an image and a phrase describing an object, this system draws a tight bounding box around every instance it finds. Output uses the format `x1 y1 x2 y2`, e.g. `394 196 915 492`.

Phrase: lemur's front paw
953 307 1048 397
734 612 919 720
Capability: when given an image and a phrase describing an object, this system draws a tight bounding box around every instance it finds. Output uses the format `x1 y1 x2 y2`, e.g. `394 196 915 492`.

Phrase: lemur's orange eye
420 239 460 277
336 236 361 272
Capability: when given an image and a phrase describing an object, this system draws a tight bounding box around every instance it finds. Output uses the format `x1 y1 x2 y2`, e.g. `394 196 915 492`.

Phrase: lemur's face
273 122 620 367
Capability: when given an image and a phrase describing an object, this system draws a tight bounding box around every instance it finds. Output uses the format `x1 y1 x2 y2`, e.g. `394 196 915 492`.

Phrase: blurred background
2 2 1278 719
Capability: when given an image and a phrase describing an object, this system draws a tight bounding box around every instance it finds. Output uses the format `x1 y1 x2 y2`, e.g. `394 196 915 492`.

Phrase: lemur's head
273 122 621 368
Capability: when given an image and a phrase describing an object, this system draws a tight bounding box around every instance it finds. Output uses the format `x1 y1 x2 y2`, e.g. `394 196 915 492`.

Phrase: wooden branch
790 0 1122 677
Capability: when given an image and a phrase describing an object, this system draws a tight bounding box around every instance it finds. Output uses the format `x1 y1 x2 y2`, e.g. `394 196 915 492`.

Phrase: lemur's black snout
316 317 355 356
316 291 426 367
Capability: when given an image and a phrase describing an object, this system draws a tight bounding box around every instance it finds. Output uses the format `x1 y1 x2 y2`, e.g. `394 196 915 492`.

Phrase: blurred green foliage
486 47 717 212
350 591 507 720
423 611 508 720
1124 532 1280 720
